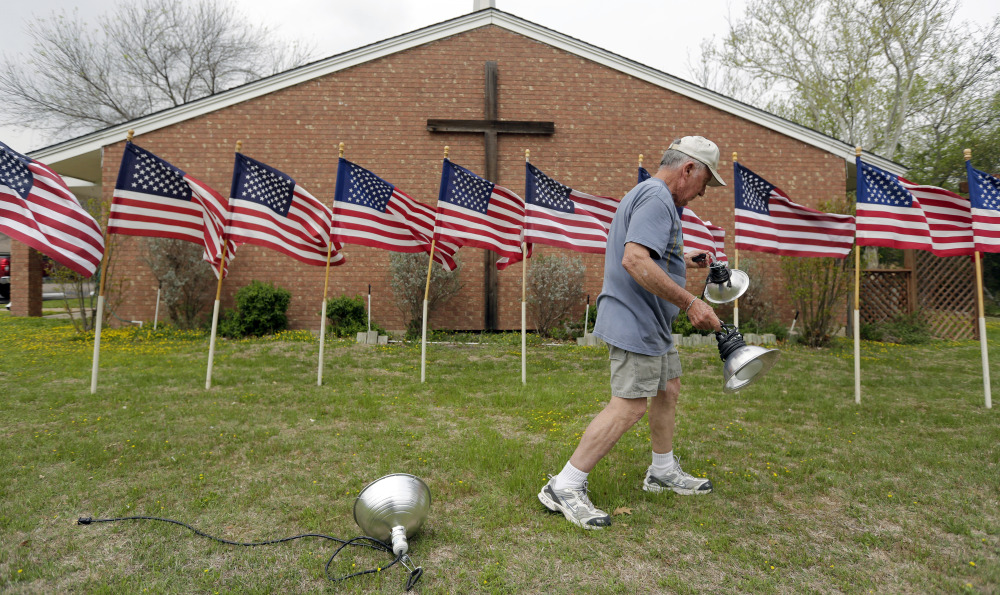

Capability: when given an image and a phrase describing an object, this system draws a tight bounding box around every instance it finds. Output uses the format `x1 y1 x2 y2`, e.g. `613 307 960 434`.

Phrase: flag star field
447 164 494 214
0 143 32 199
736 166 773 214
859 162 911 206
344 162 394 211
238 158 295 216
527 164 574 213
126 148 192 200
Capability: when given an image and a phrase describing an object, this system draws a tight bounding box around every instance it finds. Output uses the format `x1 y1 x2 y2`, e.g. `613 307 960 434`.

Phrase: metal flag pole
153 283 161 330
318 142 345 386
521 149 531 385
965 148 992 409
90 130 133 393
854 147 862 405
367 283 372 333
583 294 590 338
206 140 239 390
421 146 449 383
732 152 740 328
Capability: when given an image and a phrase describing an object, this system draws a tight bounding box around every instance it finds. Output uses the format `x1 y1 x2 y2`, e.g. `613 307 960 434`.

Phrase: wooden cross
427 61 555 330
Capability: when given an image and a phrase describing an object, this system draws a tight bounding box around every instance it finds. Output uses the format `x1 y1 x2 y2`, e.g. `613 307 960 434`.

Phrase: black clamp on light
715 322 780 393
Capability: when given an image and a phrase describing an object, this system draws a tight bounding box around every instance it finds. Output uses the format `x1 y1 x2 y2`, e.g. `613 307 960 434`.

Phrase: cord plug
77 517 93 525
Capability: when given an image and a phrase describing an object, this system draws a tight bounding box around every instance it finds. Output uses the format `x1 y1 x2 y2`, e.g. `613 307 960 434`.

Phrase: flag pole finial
236 140 243 153
638 153 644 168
444 145 450 159
732 152 738 163
126 129 134 142
855 146 862 157
964 148 972 162
525 149 530 162
339 142 345 158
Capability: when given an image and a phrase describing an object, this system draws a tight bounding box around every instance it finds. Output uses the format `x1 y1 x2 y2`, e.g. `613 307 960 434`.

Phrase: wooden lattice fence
859 251 976 340
860 269 912 324
915 252 976 340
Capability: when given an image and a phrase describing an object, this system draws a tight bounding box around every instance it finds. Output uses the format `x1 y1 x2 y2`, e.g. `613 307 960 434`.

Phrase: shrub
736 318 790 342
389 252 463 340
734 255 778 327
860 311 931 344
325 294 385 338
218 280 291 338
780 197 855 347
528 255 585 337
552 303 598 340
142 237 215 329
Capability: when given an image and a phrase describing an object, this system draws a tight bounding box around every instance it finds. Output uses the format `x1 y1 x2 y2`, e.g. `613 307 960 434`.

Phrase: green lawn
1 316 998 593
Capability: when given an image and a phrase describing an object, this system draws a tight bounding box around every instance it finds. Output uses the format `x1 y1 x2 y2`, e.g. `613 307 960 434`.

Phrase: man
538 136 725 529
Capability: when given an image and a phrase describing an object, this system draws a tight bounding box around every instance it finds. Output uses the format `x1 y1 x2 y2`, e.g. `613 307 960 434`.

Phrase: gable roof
28 7 903 183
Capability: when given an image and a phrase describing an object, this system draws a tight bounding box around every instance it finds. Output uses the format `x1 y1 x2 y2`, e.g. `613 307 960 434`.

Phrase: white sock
650 450 676 476
552 461 588 491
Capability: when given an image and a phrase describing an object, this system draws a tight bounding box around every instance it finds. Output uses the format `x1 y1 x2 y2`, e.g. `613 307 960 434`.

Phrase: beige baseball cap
668 136 726 187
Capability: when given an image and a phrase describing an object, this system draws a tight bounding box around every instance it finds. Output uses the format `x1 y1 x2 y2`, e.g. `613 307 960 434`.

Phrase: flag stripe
0 145 104 277
227 152 341 268
523 163 618 255
734 163 855 258
332 158 456 270
857 159 973 257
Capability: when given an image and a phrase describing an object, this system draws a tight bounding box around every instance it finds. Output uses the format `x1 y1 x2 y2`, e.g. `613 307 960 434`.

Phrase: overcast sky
1 0 997 154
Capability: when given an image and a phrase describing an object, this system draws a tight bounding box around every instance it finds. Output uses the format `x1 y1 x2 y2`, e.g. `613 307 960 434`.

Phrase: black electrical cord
76 515 421 590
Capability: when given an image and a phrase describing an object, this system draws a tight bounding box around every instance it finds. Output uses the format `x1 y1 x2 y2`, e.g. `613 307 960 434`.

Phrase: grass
1 315 998 593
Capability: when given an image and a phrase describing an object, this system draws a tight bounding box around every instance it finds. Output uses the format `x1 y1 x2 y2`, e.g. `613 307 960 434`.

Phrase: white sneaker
538 476 612 529
643 459 713 495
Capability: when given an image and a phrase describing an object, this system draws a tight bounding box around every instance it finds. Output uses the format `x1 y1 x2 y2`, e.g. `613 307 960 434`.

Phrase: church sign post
427 61 554 329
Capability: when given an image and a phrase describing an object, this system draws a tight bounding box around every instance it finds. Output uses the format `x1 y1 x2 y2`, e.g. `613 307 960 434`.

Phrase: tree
141 237 216 328
779 198 856 347
706 0 1000 164
0 0 312 138
527 254 585 337
389 252 464 338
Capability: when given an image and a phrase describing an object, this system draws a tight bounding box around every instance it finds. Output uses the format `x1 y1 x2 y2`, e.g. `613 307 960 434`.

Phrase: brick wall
99 25 845 331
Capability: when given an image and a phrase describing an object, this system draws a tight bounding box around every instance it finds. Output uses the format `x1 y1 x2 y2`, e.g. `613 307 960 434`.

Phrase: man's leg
648 378 679 455
570 396 649 472
539 346 656 529
644 374 713 495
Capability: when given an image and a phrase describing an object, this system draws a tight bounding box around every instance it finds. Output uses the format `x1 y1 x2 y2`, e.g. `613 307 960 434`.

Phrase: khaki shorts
609 344 682 399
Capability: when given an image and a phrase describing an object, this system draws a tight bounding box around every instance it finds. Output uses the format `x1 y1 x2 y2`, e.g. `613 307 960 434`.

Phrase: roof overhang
28 8 904 178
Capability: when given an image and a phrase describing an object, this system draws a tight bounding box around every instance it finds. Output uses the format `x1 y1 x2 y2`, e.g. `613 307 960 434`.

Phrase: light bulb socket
716 323 747 361
706 262 732 285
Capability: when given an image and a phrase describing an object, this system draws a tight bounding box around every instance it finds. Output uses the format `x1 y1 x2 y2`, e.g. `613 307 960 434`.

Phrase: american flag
735 163 856 258
109 142 237 277
0 141 104 277
682 208 728 264
333 158 458 270
227 153 343 267
433 159 525 270
638 166 651 183
856 159 973 257
965 160 1000 253
524 162 619 254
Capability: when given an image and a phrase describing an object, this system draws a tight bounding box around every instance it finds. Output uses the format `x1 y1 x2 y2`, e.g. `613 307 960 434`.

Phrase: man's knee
609 396 649 425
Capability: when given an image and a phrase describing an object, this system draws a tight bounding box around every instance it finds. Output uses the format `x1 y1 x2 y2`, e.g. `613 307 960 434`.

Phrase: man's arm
621 242 721 332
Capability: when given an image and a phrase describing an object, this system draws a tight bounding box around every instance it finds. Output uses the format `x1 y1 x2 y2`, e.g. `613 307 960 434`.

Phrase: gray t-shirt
592 178 686 356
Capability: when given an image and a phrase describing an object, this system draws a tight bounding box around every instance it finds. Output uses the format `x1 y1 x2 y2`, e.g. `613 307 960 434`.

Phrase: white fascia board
30 9 903 176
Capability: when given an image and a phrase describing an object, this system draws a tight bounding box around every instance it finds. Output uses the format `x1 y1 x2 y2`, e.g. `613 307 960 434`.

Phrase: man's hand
686 298 722 332
685 251 710 269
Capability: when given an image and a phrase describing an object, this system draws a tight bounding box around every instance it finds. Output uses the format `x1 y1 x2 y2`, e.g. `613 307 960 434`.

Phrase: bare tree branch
0 0 314 141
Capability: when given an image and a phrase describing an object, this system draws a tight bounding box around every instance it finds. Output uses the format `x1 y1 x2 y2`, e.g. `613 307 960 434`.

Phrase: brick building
17 8 901 331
